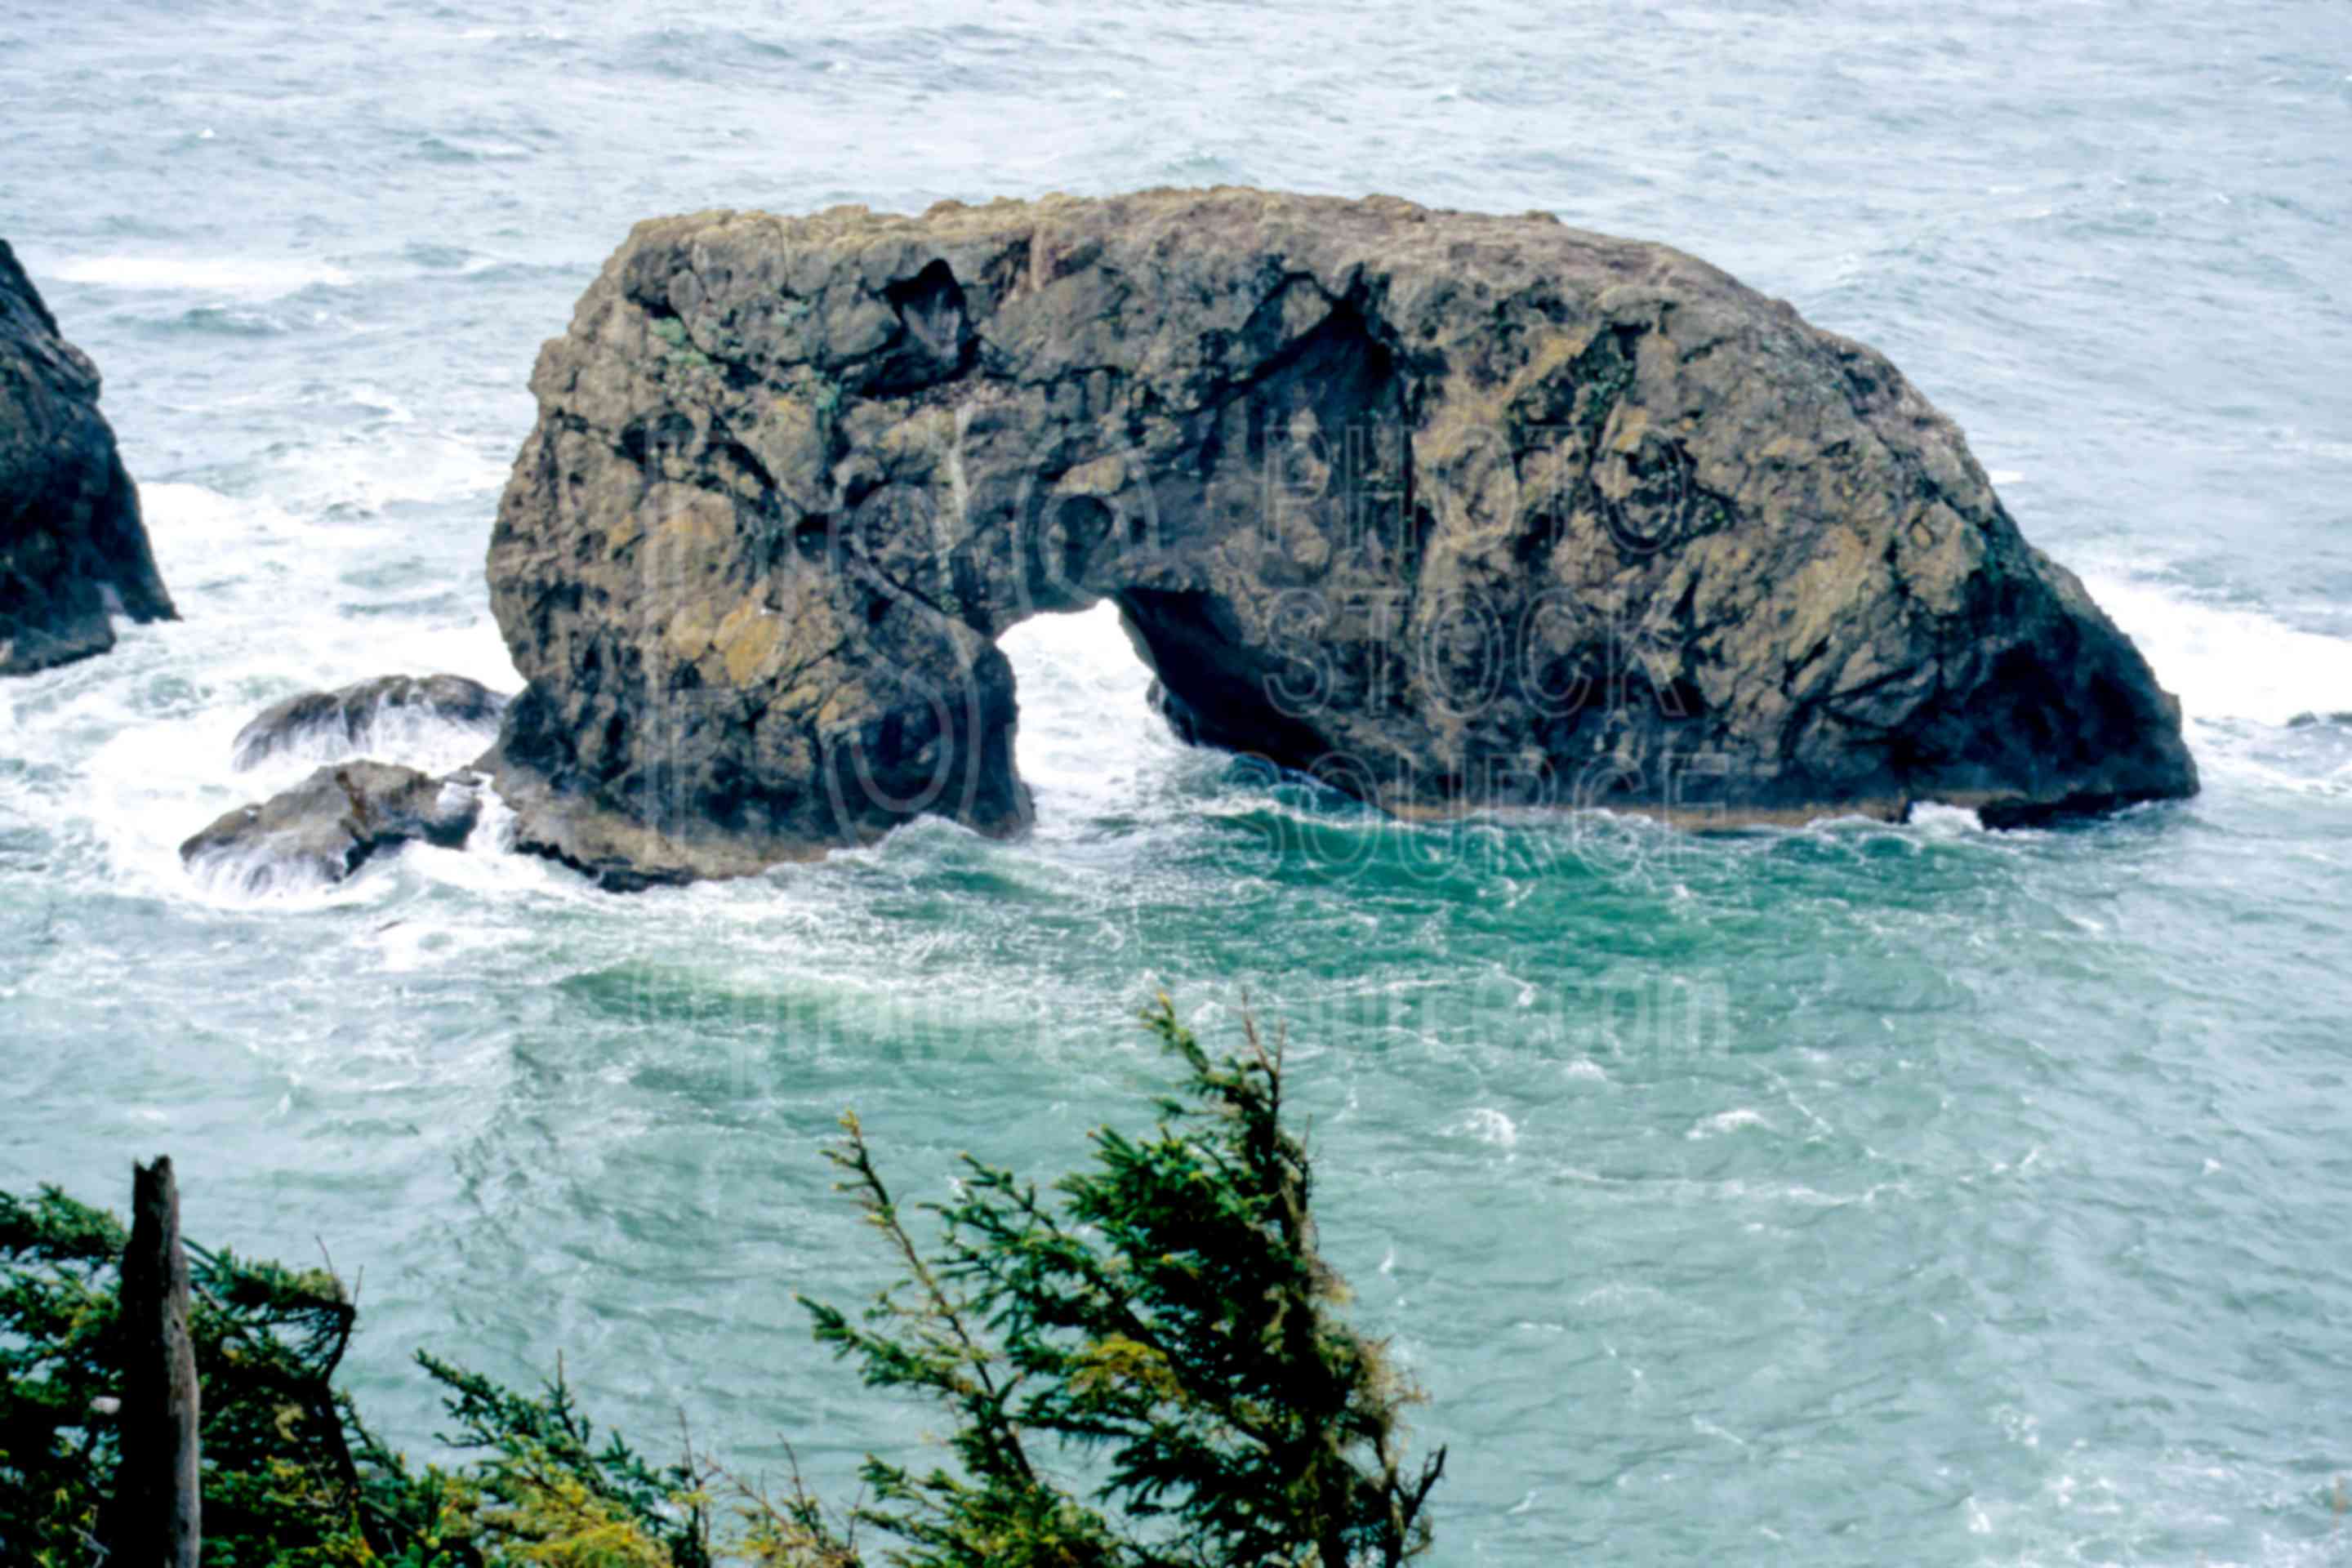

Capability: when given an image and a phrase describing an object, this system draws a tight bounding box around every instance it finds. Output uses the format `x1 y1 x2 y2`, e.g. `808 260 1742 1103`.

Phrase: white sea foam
996 599 1165 828
1909 801 1989 834
234 705 503 779
264 429 513 514
137 483 519 684
1687 1107 1769 1139
2082 569 2352 730
1453 1107 1520 1147
1 481 523 906
51 253 354 296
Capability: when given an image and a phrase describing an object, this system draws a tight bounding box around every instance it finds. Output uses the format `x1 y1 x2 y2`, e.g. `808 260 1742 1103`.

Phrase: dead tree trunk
114 1156 200 1568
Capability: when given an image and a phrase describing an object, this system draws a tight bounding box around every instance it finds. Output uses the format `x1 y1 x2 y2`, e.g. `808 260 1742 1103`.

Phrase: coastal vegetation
0 1000 1442 1567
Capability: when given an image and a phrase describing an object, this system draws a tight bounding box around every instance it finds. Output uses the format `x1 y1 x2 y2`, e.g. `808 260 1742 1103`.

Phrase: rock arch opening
991 601 1168 820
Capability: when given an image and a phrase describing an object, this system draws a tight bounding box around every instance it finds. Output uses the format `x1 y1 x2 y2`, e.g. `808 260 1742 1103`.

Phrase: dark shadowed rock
485 188 2197 882
180 761 480 893
2286 710 2351 729
229 672 509 769
1 239 175 675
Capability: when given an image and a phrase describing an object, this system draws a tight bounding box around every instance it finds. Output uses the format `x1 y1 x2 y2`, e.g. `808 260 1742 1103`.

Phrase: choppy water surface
5 2 2351 1561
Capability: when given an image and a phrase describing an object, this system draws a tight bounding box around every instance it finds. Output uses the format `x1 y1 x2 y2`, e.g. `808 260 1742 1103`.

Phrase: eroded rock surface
486 188 2195 881
1 239 175 675
230 673 509 769
180 761 480 894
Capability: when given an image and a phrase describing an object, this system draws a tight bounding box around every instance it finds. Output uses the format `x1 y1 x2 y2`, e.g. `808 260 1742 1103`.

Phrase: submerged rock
0 238 175 675
230 672 509 769
180 761 480 894
485 188 2196 881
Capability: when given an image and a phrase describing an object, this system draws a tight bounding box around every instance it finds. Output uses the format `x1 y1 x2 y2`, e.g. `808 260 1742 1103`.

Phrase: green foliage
0 999 1443 1568
0 1186 127 1565
800 998 1445 1567
408 1352 710 1568
0 1187 700 1568
0 1183 373 1567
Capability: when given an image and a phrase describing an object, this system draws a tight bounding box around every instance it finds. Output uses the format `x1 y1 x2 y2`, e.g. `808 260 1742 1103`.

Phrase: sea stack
483 188 2195 884
0 239 175 675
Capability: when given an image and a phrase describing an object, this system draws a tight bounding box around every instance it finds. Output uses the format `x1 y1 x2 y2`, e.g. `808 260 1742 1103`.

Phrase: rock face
230 673 509 770
0 239 174 675
486 188 2196 880
180 761 481 894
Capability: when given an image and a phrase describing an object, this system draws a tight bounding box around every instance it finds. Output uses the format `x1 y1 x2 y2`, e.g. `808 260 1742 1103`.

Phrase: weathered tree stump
112 1156 200 1568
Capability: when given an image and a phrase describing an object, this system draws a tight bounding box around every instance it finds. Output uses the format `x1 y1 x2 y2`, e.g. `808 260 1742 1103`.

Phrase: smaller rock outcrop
180 761 480 894
1 238 175 675
229 673 508 769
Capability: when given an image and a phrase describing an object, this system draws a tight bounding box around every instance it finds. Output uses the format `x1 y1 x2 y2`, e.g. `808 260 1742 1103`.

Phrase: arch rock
483 189 2196 886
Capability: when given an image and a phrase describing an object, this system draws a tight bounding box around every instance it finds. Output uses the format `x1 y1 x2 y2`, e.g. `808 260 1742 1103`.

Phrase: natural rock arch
483 189 2194 887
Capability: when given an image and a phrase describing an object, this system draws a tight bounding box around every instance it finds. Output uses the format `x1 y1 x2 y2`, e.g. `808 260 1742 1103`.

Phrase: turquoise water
5 2 2352 1561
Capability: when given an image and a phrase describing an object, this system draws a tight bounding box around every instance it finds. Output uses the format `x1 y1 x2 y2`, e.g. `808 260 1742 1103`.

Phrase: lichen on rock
483 187 2196 883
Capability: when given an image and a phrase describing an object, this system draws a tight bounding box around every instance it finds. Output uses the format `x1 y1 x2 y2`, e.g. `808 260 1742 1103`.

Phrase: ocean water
5 2 2351 1561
